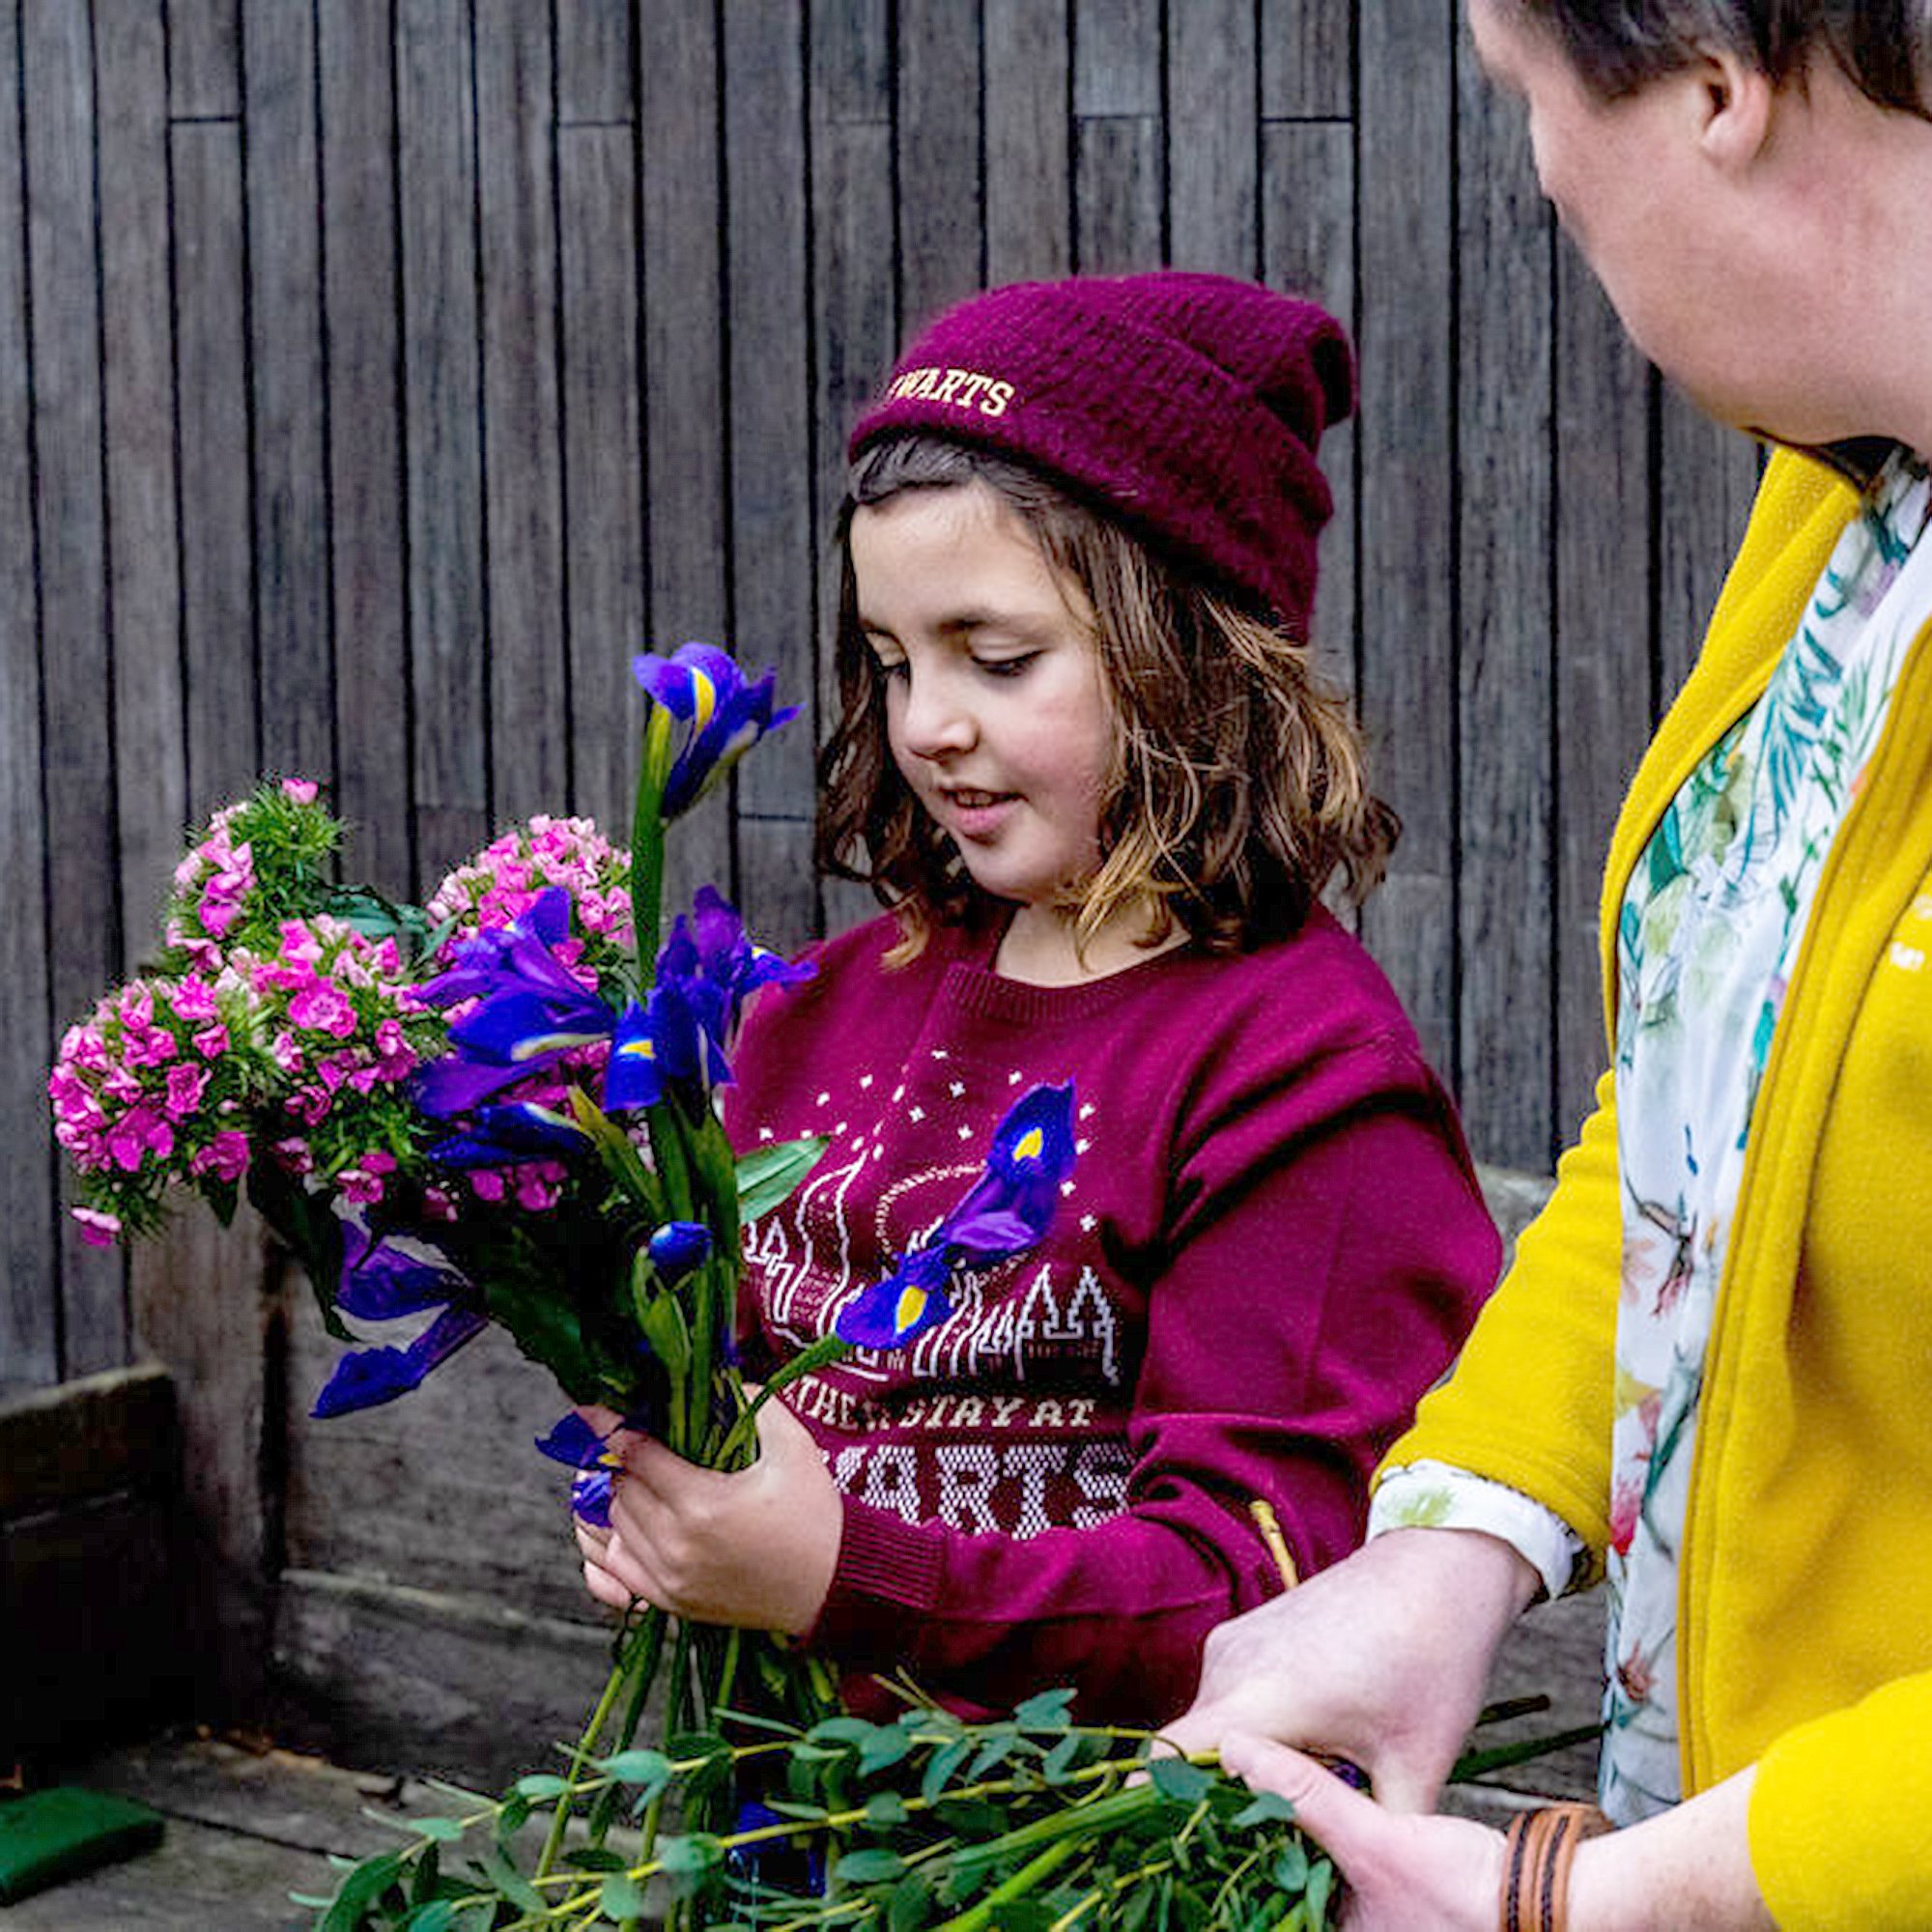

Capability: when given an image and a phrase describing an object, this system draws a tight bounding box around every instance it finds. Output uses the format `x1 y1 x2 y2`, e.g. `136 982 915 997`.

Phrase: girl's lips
939 787 1018 839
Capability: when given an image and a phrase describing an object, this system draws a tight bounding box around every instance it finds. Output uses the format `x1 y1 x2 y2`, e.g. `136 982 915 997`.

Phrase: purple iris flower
535 1411 621 1527
604 887 813 1111
633 643 800 820
312 1226 485 1417
418 888 618 1086
837 1081 1077 1350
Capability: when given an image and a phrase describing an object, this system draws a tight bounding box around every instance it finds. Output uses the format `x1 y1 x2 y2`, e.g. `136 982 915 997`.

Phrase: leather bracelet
1498 1803 1611 1932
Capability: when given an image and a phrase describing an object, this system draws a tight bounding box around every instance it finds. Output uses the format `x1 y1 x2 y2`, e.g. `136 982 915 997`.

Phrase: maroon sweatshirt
724 904 1499 1722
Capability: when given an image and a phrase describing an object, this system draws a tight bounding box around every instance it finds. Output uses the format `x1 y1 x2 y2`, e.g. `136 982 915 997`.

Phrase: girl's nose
897 671 976 760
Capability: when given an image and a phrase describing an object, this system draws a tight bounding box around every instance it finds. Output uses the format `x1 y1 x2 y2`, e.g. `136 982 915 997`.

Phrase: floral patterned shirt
1372 449 1932 1821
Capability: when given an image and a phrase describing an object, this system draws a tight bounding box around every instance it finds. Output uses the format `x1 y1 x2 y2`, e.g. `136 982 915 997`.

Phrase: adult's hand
1160 1527 1540 1812
574 1393 840 1634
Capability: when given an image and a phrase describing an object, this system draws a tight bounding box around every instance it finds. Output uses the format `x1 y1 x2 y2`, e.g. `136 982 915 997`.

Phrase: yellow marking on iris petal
1013 1125 1043 1161
618 1037 657 1061
691 669 717 732
894 1283 928 1337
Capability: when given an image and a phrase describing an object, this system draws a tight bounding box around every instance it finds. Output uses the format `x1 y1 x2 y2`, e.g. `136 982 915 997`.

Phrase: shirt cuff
804 1496 945 1660
1368 1459 1585 1603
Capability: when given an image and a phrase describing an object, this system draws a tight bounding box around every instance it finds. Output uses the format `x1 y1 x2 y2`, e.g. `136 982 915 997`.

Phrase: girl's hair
1508 0 1931 116
816 435 1400 962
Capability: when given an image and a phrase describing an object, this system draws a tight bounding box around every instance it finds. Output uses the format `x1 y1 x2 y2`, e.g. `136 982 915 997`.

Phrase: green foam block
0 1786 165 1903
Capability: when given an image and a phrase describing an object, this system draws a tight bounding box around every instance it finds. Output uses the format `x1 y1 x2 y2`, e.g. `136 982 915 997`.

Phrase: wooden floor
2 1731 443 1930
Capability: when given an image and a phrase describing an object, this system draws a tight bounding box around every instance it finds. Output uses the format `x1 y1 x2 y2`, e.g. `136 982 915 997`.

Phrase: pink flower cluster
50 907 445 1244
427 816 634 957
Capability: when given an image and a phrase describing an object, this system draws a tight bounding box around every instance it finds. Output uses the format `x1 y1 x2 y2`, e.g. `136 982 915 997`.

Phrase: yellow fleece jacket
1385 447 1932 1929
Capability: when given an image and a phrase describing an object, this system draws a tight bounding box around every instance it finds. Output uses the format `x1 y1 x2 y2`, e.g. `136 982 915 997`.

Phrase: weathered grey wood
167 0 241 120
0 1361 174 1513
724 0 819 943
984 0 1071 283
1455 35 1553 1170
172 122 258 809
399 0 490 886
1073 0 1161 270
97 1 185 958
129 1213 284 1724
272 1569 615 1788
1263 122 1355 701
26 0 126 1376
319 0 412 895
477 0 569 833
244 0 333 787
1657 385 1762 705
557 124 644 856
1553 251 1654 1141
897 0 985 327
284 1314 594 1626
0 0 56 1389
1262 0 1354 120
1168 0 1259 276
640 3 732 915
810 0 895 948
557 0 633 125
1355 0 1459 1085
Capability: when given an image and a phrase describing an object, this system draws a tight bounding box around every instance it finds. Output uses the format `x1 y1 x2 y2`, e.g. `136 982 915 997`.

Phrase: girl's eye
976 653 1036 680
872 656 910 681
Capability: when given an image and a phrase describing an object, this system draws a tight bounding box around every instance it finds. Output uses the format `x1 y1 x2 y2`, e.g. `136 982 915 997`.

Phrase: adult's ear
1691 42 1776 170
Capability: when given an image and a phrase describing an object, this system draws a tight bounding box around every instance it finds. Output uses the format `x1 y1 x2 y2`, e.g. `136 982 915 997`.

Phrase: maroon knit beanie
847 270 1355 636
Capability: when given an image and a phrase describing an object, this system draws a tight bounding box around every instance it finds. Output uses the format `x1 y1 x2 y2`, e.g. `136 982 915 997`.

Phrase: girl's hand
573 1394 841 1634
1220 1733 1504 1930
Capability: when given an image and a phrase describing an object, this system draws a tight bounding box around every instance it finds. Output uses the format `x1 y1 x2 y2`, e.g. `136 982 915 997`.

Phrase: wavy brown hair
816 436 1399 961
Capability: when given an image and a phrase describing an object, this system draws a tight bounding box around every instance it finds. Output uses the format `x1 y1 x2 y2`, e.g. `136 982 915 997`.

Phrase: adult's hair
1511 0 1931 115
816 435 1399 962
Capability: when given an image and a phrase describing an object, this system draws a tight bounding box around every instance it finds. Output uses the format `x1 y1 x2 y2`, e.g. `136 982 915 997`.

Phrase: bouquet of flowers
51 641 1408 1927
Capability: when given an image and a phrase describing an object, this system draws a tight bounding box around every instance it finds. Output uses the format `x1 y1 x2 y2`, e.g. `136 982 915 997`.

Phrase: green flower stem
935 1833 1089 1932
629 706 672 991
534 1635 642 1881
584 1607 671 1846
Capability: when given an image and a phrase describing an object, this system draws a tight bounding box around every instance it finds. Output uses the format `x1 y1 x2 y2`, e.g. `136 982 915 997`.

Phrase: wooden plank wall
0 0 1762 1768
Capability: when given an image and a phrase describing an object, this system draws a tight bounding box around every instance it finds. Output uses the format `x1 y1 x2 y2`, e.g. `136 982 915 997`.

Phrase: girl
579 270 1499 1724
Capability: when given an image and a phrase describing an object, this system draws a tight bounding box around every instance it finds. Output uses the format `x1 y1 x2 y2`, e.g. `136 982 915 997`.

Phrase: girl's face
850 480 1116 923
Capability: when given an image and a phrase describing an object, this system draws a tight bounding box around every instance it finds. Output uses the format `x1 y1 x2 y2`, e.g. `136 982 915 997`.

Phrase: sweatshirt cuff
1369 1460 1585 1602
805 1497 946 1658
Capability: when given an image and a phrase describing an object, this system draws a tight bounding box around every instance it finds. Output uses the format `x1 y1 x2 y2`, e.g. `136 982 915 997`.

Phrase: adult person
1163 4 1932 1927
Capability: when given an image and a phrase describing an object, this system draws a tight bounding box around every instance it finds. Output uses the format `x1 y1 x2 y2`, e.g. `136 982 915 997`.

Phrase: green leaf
597 1748 674 1797
1011 1688 1076 1732
734 1135 829 1220
834 1847 908 1885
858 1725 916 1776
1147 1757 1214 1805
886 1871 935 1932
404 1903 457 1932
1270 1836 1309 1891
511 1774 573 1802
657 1833 724 1899
600 1872 650 1917
1304 1857 1335 1929
862 1790 909 1830
407 1816 466 1842
319 1853 405 1931
568 1088 666 1219
1041 1733 1087 1784
921 1738 973 1804
966 1729 1018 1779
1229 1790 1297 1830
469 1843 546 1913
